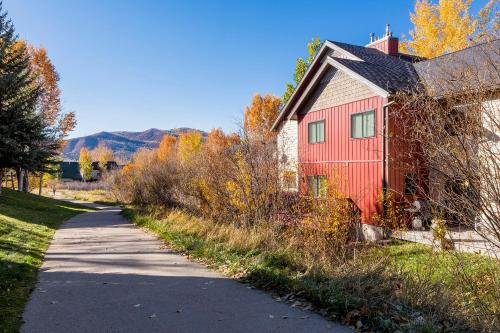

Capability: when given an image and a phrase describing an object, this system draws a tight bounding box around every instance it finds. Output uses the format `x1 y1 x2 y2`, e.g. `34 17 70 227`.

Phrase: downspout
382 100 394 219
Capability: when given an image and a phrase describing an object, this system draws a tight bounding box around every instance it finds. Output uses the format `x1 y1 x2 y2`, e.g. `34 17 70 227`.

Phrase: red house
273 26 500 240
273 26 426 240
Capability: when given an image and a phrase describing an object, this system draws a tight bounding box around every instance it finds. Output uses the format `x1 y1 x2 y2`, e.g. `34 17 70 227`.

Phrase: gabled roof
413 39 500 97
272 38 499 131
272 40 421 130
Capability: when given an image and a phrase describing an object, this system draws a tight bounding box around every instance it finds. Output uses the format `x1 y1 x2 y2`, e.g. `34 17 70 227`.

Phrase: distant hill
62 128 207 161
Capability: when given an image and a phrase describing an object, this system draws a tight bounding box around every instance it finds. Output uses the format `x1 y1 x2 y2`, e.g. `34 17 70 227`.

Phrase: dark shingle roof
328 39 499 96
273 38 499 130
327 40 422 93
332 57 418 93
413 39 500 96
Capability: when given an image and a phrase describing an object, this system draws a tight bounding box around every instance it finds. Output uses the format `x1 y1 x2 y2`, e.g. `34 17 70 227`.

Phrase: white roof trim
285 60 331 121
271 41 362 131
282 57 390 122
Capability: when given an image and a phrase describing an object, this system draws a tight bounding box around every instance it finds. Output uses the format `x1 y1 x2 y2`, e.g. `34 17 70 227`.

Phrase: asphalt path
22 203 352 333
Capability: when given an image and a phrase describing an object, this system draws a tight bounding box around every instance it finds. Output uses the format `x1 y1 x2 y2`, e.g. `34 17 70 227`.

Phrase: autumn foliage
78 148 93 181
92 143 114 170
243 93 281 139
401 0 498 58
157 135 176 161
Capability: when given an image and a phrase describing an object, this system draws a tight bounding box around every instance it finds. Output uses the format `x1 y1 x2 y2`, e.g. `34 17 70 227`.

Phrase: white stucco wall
479 98 499 241
277 119 299 191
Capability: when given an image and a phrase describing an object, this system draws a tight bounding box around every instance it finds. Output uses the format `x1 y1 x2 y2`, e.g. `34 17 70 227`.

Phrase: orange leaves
25 42 62 126
20 39 76 137
157 135 176 161
243 94 281 140
206 128 240 153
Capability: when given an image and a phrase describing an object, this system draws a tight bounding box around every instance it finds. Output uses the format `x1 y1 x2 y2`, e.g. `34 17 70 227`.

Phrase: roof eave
271 41 363 131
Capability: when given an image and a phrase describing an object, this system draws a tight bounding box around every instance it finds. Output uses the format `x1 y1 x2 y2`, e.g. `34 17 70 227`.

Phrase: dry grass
37 187 118 205
125 207 500 332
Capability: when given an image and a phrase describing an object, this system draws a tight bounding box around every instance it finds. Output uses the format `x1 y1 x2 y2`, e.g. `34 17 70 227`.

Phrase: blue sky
4 0 489 138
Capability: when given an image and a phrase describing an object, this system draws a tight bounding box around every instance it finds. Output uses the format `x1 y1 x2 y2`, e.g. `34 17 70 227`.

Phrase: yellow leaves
243 94 281 140
403 0 480 58
477 0 500 42
78 148 93 181
178 131 202 162
92 144 113 170
226 180 245 211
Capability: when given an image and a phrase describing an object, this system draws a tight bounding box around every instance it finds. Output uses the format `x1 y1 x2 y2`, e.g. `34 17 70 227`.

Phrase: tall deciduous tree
93 143 113 171
24 42 76 138
206 128 240 151
79 148 93 182
244 94 281 140
18 41 76 193
401 0 498 58
0 3 46 193
283 37 321 103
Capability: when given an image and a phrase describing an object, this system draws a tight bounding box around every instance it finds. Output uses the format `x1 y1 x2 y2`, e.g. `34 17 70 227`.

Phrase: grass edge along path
124 207 500 333
0 188 93 333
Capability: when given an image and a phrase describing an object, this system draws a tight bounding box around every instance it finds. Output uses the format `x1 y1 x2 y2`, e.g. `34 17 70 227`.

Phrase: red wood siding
387 105 429 202
298 96 387 223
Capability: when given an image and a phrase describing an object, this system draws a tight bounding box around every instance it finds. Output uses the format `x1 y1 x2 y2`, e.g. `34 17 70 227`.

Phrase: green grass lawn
0 188 92 333
125 208 499 332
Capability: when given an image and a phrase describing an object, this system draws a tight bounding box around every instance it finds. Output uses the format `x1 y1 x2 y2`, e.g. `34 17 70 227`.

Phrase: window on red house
307 175 328 198
351 110 375 138
308 120 325 143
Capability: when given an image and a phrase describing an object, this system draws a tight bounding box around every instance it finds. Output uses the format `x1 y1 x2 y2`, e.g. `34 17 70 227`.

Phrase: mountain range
62 128 207 161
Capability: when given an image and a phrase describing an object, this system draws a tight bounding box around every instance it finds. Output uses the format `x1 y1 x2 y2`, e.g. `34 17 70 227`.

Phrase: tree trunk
10 171 15 190
17 168 24 192
23 171 29 193
0 168 4 195
38 173 43 195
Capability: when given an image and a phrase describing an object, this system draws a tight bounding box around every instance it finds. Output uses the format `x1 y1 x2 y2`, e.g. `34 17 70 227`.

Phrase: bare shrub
392 40 500 248
113 148 180 207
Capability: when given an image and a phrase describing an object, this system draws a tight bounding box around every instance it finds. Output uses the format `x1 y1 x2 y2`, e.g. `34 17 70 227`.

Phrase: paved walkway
22 203 351 333
393 228 500 258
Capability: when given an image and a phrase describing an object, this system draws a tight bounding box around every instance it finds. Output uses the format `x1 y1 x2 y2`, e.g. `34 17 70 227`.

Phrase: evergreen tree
0 2 56 192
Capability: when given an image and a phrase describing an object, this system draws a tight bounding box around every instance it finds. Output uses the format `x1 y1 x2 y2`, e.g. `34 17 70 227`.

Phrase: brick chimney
367 24 399 56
